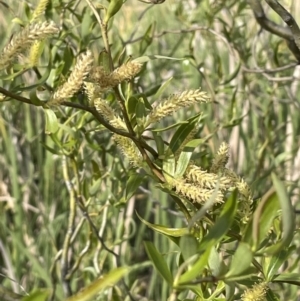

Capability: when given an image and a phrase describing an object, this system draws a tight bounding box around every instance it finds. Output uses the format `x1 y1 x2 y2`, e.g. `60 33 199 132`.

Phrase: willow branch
85 0 114 71
265 0 300 50
0 86 159 159
248 0 300 61
0 87 34 105
61 156 76 297
248 0 292 39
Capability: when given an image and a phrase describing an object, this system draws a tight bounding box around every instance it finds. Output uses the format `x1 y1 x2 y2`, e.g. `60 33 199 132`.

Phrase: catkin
147 89 210 125
49 51 94 105
0 21 58 70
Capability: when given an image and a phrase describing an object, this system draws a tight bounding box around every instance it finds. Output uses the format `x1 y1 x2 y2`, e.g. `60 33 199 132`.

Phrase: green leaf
0 67 28 80
136 211 189 237
153 132 165 157
242 188 280 249
12 17 26 26
81 8 92 44
62 46 74 76
135 98 146 133
208 247 227 277
139 23 154 55
126 96 139 119
133 55 184 64
151 120 188 132
168 114 201 155
220 61 241 85
89 178 102 196
225 242 253 279
206 281 226 301
162 148 176 182
225 283 235 301
175 139 204 177
44 109 58 134
273 273 300 286
272 173 295 241
104 0 123 23
262 249 290 281
144 241 173 285
263 174 295 255
253 191 280 250
176 246 211 285
266 289 280 301
179 235 198 261
153 76 173 100
199 190 238 252
66 267 129 301
98 50 111 72
174 284 204 298
125 174 145 201
29 88 43 106
21 290 50 301
40 142 61 155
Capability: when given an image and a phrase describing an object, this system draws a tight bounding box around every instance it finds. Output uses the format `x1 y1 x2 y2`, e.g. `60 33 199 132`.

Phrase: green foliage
0 1 300 301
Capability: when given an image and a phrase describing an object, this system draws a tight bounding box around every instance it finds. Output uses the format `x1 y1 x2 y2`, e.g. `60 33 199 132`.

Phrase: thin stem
0 87 34 105
85 0 114 70
0 85 159 160
61 156 76 297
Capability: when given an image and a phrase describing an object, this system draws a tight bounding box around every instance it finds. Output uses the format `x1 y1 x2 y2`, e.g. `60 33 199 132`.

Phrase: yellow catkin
0 21 58 70
31 0 49 22
84 82 102 105
236 178 253 223
113 135 142 167
88 61 142 91
29 40 43 67
170 178 224 204
94 98 127 130
210 142 229 173
241 282 268 301
88 66 118 90
49 51 94 105
223 168 239 183
185 165 232 190
147 89 210 125
111 61 143 83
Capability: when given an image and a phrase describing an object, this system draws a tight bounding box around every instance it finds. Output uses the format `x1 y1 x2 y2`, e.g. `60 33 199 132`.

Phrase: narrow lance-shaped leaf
225 242 253 279
21 290 50 301
242 188 279 249
263 174 295 255
66 267 129 301
273 273 300 286
136 212 189 237
175 138 205 177
125 174 145 201
144 241 173 285
168 114 201 155
162 148 176 183
44 108 59 134
176 246 212 285
179 235 198 261
263 249 290 281
199 189 238 252
104 0 123 23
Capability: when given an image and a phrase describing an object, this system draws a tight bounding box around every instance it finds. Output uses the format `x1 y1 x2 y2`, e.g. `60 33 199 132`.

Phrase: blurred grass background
0 0 300 300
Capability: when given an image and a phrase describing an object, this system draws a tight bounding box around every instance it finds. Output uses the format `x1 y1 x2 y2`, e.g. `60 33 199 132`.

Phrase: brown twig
265 0 300 51
248 0 300 61
0 87 34 105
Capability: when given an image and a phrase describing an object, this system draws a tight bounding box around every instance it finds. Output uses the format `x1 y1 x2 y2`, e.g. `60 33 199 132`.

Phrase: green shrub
0 1 299 301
